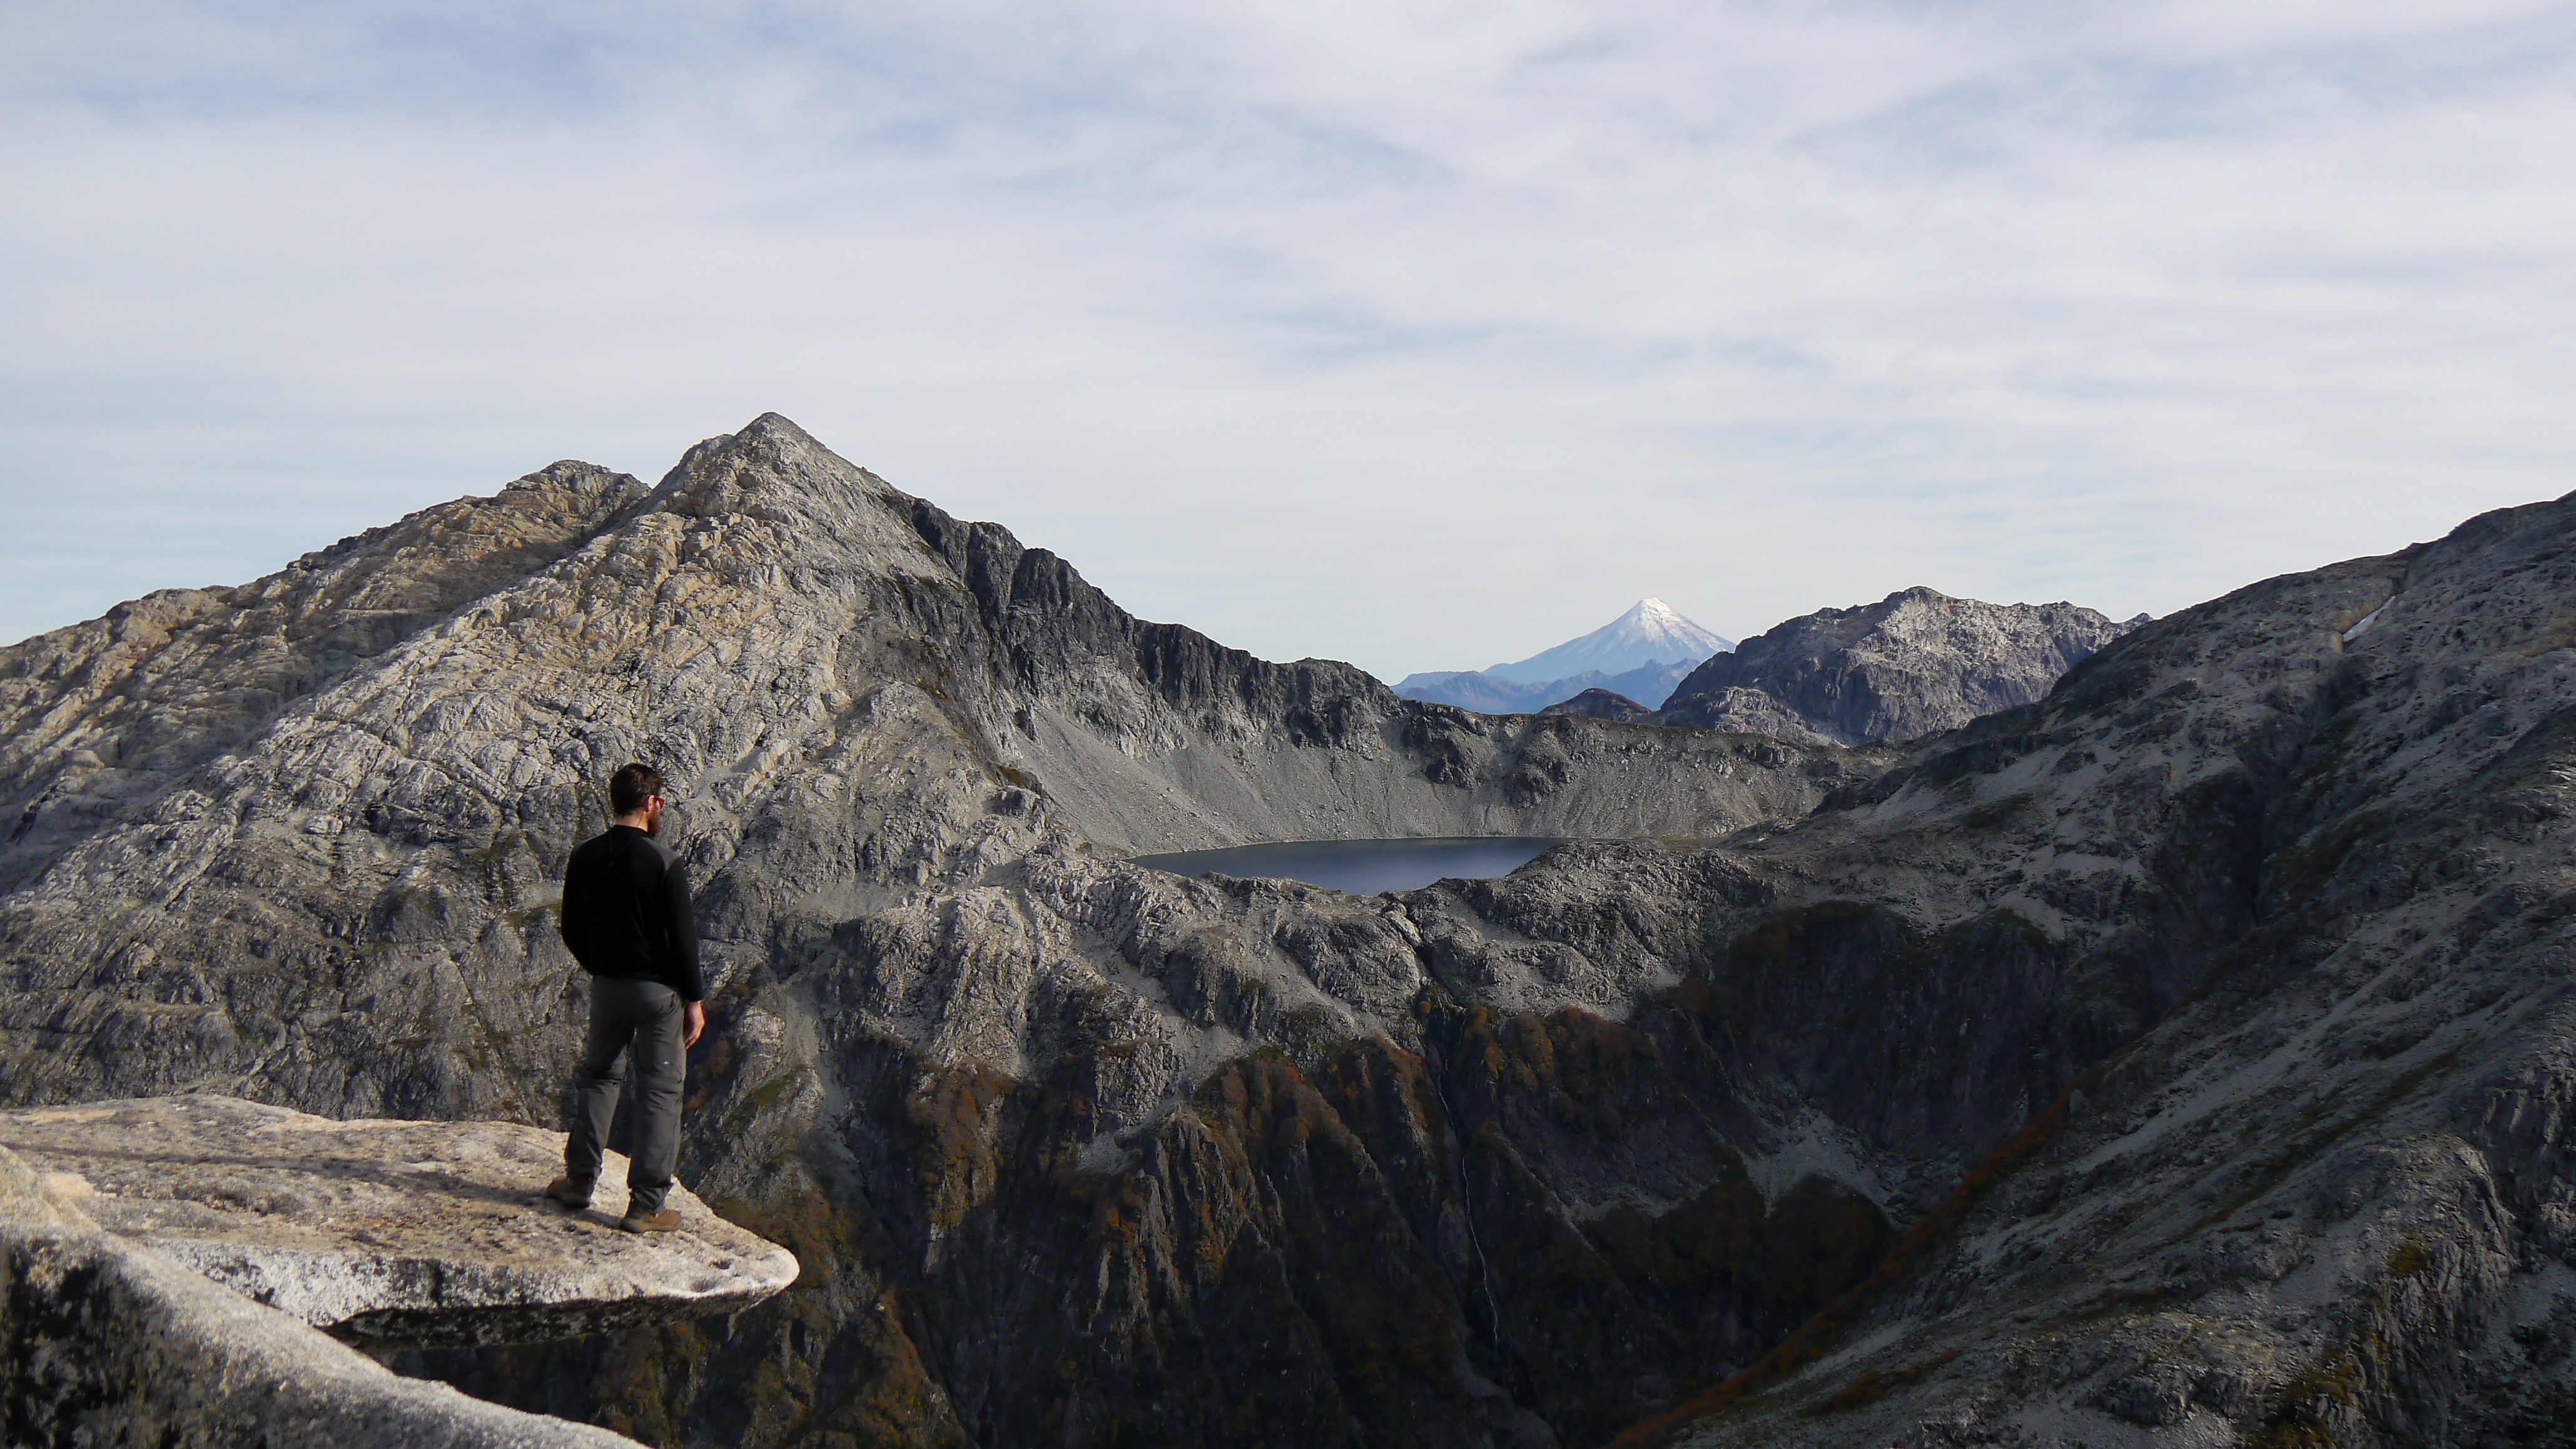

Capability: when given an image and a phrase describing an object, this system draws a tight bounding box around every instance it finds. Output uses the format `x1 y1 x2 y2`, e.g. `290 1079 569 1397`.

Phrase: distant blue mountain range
1394 599 1731 713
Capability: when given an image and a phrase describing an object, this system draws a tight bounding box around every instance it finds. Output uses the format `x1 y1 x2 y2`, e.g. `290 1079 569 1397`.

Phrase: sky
4 1 2573 682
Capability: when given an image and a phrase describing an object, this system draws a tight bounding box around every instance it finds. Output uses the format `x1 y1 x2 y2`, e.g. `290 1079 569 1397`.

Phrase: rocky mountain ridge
1653 586 2141 745
1541 688 1653 723
1638 499 2576 1447
1404 590 2132 744
1394 658 1699 714
0 415 2566 1448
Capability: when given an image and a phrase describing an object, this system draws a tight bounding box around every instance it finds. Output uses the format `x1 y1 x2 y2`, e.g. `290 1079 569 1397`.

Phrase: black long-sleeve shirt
559 825 703 1002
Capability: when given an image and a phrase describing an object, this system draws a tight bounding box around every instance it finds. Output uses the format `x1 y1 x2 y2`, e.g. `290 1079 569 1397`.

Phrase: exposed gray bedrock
1672 489 2576 1448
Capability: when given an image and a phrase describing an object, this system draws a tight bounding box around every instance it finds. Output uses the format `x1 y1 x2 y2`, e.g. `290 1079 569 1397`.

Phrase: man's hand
683 1000 706 1049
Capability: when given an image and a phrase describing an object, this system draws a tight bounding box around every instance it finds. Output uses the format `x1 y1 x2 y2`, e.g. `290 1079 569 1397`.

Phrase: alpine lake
1130 836 1568 896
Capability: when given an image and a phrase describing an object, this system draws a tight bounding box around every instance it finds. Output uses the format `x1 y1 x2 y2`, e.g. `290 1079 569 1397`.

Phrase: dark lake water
1130 837 1568 895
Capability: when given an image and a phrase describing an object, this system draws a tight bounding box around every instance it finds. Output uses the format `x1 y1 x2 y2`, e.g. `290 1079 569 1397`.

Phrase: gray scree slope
0 414 2567 1448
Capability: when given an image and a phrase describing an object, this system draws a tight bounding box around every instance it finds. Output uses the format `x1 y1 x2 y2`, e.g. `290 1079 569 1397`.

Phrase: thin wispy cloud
4 1 2571 678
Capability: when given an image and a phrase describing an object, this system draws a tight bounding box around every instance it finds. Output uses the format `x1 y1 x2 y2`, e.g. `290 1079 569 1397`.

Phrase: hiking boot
619 1207 681 1234
542 1177 592 1211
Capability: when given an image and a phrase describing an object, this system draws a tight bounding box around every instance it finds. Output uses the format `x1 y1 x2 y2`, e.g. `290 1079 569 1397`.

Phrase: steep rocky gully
0 415 2568 1446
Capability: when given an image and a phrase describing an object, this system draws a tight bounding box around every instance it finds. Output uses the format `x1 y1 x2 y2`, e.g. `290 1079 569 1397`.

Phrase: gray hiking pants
564 975 686 1214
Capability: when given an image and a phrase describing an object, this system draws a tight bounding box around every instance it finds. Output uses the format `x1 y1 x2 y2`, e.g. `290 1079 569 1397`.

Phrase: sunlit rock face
1 415 2570 1448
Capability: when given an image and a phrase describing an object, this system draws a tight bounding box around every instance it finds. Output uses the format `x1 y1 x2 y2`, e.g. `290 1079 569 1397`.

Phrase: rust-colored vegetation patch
1170 1049 1479 1440
903 1063 1017 1230
1451 1004 1668 1134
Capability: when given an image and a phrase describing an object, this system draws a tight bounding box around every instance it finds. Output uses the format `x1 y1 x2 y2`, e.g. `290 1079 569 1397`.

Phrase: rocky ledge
0 1141 645 1448
0 1095 798 1348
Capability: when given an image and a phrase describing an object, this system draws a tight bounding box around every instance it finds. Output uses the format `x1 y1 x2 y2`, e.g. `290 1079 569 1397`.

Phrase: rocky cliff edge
0 1095 796 1348
0 1109 755 1448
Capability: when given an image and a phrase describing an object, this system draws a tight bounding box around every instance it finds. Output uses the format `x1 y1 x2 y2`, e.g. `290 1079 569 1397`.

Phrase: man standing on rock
545 762 705 1233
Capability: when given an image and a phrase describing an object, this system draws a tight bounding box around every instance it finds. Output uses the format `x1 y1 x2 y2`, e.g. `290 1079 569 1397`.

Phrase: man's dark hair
609 763 666 818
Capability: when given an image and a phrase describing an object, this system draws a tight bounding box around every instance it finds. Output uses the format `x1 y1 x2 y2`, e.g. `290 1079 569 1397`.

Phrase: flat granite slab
0 1094 798 1348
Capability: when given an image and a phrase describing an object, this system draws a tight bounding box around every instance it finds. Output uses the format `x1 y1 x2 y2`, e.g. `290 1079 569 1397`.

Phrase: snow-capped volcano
1393 600 1733 713
1484 599 1732 684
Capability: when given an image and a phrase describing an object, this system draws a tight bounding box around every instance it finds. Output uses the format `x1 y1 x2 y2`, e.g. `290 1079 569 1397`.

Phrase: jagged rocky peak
504 457 656 505
1655 584 2140 744
652 412 928 542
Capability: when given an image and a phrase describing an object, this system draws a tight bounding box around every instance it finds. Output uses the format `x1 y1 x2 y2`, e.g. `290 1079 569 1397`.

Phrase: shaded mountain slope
1542 689 1651 723
1641 501 2576 1447
1655 587 2139 745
